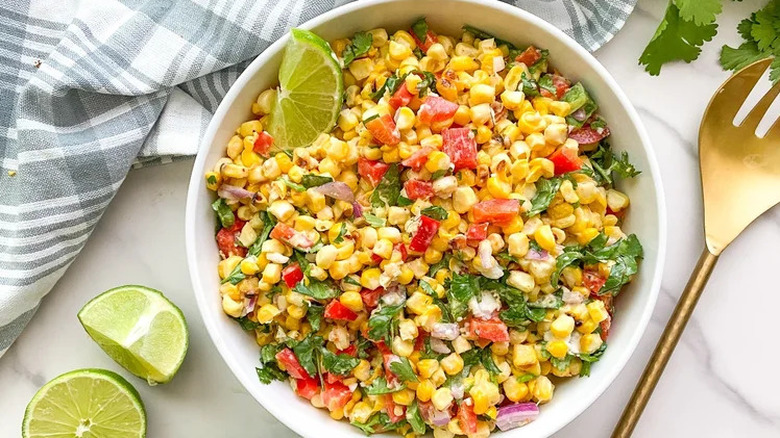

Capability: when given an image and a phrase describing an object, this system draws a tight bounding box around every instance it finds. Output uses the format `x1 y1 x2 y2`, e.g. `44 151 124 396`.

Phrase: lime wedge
268 28 344 151
23 368 146 438
78 285 188 385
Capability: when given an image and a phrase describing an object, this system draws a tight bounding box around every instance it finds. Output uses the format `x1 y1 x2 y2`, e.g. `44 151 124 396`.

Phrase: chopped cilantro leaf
389 357 419 382
211 198 234 228
342 31 373 66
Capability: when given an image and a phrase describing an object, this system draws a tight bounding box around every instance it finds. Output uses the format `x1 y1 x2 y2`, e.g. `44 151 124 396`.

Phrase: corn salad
206 18 642 437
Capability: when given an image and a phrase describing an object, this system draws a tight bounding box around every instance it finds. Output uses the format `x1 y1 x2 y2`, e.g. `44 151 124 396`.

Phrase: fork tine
739 80 780 130
703 58 773 123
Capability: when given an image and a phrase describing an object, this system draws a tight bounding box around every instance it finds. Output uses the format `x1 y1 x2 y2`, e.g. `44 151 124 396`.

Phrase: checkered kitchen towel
0 0 636 357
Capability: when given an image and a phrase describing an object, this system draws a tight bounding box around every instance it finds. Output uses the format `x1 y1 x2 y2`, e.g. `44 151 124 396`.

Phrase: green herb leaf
430 169 447 180
416 71 437 95
526 177 563 217
301 174 334 189
371 73 407 101
406 400 427 435
527 290 563 309
719 2 780 84
561 83 597 127
248 211 276 257
367 304 404 342
586 143 640 186
307 304 324 331
677 0 722 26
294 279 340 300
461 24 517 49
421 205 448 221
233 316 261 331
322 348 361 376
364 213 386 227
221 260 246 285
281 176 306 192
211 198 235 228
389 357 419 382
517 373 536 383
448 272 480 318
370 163 401 208
397 196 414 207
292 334 324 377
342 31 373 66
333 222 348 244
365 376 405 395
520 72 539 97
639 2 718 76
411 17 429 42
351 412 394 435
255 365 286 384
344 276 362 287
550 354 573 372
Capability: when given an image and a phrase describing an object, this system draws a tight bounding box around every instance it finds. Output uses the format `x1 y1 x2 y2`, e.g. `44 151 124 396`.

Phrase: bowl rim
185 0 667 436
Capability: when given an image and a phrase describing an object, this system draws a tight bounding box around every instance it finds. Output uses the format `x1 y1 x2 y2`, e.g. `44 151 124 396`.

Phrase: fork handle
612 247 719 438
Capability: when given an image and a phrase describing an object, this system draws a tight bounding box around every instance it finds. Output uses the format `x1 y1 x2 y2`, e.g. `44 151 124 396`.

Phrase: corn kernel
340 291 364 312
503 377 530 402
431 387 453 411
256 303 281 323
440 353 464 375
587 300 610 323
512 344 538 367
531 376 554 403
534 224 556 253
550 314 575 338
417 379 435 402
546 340 568 359
361 268 382 290
238 120 263 138
392 388 416 406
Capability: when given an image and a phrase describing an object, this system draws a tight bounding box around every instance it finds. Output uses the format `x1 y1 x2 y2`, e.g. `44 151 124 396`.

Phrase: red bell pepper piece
394 243 408 261
540 74 571 99
410 29 437 52
385 394 406 423
417 95 458 125
365 114 400 146
409 215 440 253
458 401 478 435
389 85 414 109
295 377 320 400
360 287 385 310
275 348 310 380
400 146 433 170
321 381 353 412
514 46 542 66
252 131 274 156
549 147 582 175
466 223 489 242
358 157 390 187
442 127 477 171
281 263 304 288
404 179 434 200
472 199 520 224
324 300 358 321
468 317 510 342
216 219 247 258
270 223 314 250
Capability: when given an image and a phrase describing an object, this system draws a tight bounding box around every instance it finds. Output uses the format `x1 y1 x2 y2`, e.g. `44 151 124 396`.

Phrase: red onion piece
315 181 354 202
431 323 459 341
525 248 549 261
218 185 254 201
493 56 506 73
352 201 363 218
429 338 451 354
429 409 451 427
496 402 540 431
571 108 587 122
241 295 258 317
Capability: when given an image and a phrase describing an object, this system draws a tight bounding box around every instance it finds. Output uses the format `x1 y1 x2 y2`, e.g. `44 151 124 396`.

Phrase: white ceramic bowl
185 1 667 436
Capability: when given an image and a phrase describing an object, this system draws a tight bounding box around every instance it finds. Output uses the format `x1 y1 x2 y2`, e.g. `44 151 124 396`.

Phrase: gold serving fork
613 58 780 437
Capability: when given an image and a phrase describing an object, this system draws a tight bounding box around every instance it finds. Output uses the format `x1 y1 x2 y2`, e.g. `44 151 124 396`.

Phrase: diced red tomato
469 317 510 342
389 85 414 109
216 219 247 258
270 223 313 249
472 199 520 224
295 377 320 400
325 373 343 384
281 263 304 288
515 46 542 66
540 74 571 100
466 223 489 242
275 348 310 380
338 345 358 357
569 124 611 145
321 381 353 412
404 179 434 200
360 287 385 310
549 147 582 175
385 394 406 423
370 253 383 265
413 333 428 352
418 95 459 125
394 243 408 261
409 215 440 253
442 127 477 171
458 402 478 435
252 131 274 156
324 300 358 321
365 114 400 146
358 158 390 187
410 29 437 52
400 146 433 170
583 270 607 294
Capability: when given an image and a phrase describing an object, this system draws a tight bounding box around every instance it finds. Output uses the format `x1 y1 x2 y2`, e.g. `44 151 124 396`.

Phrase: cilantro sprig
720 1 780 83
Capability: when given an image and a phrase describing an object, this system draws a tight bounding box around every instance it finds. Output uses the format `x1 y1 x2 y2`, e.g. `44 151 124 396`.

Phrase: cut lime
78 285 188 385
23 368 146 438
268 28 344 151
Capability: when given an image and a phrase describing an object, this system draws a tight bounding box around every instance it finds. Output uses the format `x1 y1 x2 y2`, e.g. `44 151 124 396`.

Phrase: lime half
23 368 146 438
268 28 344 151
78 285 188 385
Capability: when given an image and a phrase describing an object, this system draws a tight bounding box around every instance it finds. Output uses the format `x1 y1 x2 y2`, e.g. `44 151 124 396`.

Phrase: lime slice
78 285 188 385
23 368 146 438
268 28 344 151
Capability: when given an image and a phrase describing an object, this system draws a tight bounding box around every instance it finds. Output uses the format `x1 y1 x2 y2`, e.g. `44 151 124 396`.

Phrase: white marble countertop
3 0 780 436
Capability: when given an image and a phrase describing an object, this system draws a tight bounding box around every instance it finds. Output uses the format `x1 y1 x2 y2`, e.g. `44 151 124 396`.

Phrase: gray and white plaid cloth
0 0 636 358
